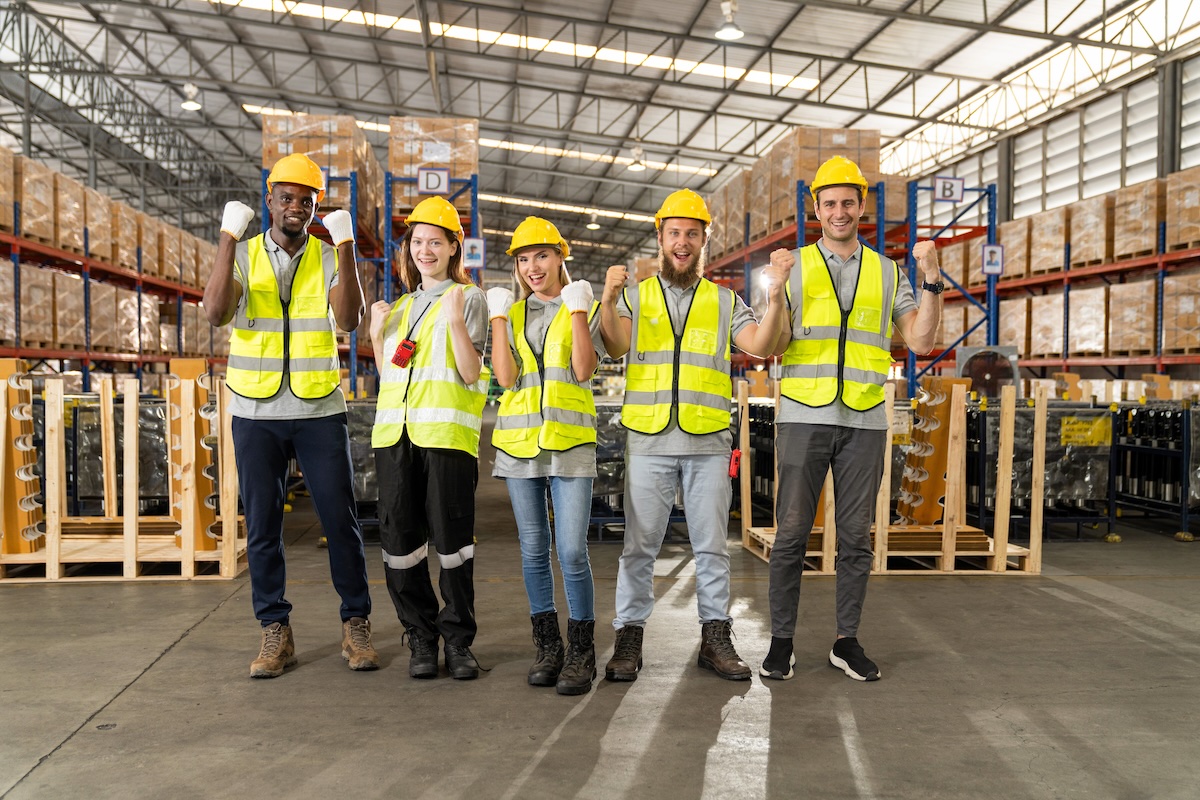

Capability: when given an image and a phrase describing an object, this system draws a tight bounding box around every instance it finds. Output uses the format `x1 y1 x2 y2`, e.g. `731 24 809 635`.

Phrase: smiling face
266 182 318 240
656 217 707 287
814 185 864 247
515 246 566 299
407 223 458 286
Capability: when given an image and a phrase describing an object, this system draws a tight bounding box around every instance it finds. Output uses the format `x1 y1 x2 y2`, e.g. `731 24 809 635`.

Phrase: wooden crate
1114 178 1166 259
1166 165 1200 251
1067 284 1109 354
1068 194 1114 266
998 218 1030 279
1029 206 1069 274
1107 279 1158 355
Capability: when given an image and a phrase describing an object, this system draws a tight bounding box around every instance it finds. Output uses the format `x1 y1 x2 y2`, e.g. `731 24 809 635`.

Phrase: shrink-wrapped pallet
724 170 749 251
1029 292 1065 356
1067 284 1108 354
0 143 14 232
1162 269 1200 352
388 116 479 213
998 218 1030 279
748 156 771 238
54 172 86 254
112 201 139 271
1113 179 1166 259
1029 207 1069 274
54 272 86 349
15 157 53 242
963 301 988 347
20 264 55 345
140 292 159 355
138 212 161 277
160 322 178 356
160 225 181 284
634 256 658 282
0 259 13 342
964 235 986 287
1166 165 1200 251
865 174 907 224
706 183 725 260
768 132 798 232
89 279 117 351
938 239 967 288
179 233 198 288
1107 279 1158 355
999 297 1030 356
1068 194 1114 266
116 286 141 353
937 301 964 350
83 187 112 263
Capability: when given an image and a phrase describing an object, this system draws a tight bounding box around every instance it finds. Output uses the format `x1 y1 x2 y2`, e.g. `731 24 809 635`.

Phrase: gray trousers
770 423 886 638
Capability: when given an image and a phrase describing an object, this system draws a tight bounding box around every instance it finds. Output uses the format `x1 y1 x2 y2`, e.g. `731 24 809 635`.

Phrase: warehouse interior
3 0 1200 797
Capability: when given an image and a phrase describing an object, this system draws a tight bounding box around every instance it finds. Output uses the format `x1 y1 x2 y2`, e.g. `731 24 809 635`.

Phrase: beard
658 247 706 288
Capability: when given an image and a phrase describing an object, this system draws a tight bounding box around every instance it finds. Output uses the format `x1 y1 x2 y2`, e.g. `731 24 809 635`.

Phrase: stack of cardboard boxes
387 117 479 215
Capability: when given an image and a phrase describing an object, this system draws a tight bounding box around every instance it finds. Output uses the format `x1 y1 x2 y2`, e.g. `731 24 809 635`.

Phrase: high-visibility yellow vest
371 284 490 456
621 277 733 435
226 234 340 400
780 244 898 411
493 299 600 458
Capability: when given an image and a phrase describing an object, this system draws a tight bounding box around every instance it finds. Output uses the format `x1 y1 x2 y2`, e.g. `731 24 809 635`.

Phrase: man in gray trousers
761 156 943 682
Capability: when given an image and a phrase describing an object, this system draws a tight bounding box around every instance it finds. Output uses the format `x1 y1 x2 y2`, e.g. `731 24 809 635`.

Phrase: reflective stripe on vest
621 277 732 435
780 244 897 411
492 300 599 458
226 234 340 400
371 285 489 455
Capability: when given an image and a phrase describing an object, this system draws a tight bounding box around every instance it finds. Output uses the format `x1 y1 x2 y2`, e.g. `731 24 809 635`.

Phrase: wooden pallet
1028 264 1064 275
1166 240 1200 253
1162 346 1200 355
1114 249 1155 261
1069 258 1106 269
19 340 54 350
21 232 54 247
56 243 85 257
1068 350 1106 357
1108 348 1154 357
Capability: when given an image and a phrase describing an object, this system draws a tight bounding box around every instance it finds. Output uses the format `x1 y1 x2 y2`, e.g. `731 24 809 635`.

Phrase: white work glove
322 209 355 246
220 201 255 241
560 280 594 314
486 287 514 320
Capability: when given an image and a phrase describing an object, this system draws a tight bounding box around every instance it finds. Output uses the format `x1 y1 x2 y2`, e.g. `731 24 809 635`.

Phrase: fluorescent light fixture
205 0 816 91
714 1 744 41
181 83 202 111
479 193 656 224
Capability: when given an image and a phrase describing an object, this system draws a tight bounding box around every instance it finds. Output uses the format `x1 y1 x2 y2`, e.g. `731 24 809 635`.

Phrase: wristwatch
922 279 945 295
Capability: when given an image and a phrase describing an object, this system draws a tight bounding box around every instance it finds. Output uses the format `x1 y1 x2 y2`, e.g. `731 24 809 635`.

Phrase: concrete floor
3 430 1200 799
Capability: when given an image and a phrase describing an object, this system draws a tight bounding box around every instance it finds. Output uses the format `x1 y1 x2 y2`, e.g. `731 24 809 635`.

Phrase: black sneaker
828 637 880 681
404 631 439 679
759 636 796 681
445 644 480 680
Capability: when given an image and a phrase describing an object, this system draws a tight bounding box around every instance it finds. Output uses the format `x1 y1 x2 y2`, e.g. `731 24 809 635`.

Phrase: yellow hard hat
654 189 711 230
810 155 869 200
506 216 570 258
406 196 464 242
266 153 326 203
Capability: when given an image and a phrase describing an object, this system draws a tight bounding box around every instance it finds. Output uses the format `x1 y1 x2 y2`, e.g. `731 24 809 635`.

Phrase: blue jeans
614 453 732 629
506 476 595 621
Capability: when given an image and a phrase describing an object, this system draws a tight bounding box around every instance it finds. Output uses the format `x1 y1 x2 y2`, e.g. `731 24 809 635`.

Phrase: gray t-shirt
492 294 607 479
388 277 488 354
227 232 348 421
616 278 757 456
777 241 919 431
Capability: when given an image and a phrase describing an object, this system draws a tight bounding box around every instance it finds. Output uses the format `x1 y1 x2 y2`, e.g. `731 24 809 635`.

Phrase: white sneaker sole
828 651 881 681
759 654 796 681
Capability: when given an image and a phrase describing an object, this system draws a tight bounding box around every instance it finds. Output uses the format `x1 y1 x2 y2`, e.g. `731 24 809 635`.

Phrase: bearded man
597 189 792 681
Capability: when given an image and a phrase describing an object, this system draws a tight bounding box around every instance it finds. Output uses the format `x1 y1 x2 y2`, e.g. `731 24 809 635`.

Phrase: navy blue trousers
232 413 371 627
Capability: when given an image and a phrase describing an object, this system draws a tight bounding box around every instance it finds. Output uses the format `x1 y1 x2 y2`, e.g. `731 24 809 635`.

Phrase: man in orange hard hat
598 189 793 682
762 155 942 682
204 153 377 679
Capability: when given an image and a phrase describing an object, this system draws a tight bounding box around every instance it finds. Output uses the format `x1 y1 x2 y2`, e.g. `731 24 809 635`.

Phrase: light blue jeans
506 476 595 621
614 453 733 629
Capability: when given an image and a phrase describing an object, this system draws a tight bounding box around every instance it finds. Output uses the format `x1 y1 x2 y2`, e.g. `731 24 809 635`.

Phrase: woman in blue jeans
486 216 604 696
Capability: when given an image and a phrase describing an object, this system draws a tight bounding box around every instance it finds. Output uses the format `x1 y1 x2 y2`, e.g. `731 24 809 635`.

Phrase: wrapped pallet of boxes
116 286 140 353
0 143 14 232
15 157 54 243
998 218 1030 279
791 128 882 222
1029 207 1069 274
1107 279 1158 356
179 233 198 288
112 201 139 271
89 279 117 351
20 265 55 346
724 170 749 251
1114 179 1166 260
160 224 182 284
54 272 87 349
768 132 799 232
634 256 658 283
0 259 13 342
999 297 1030 356
388 117 479 214
140 292 160 355
1166 166 1200 251
1067 283 1108 355
706 183 726 260
83 187 113 263
353 260 378 352
1068 194 1114 266
936 300 964 350
938 239 967 288
138 212 161 278
964 235 986 287
1029 291 1065 356
1162 269 1200 352
748 156 771 239
160 322 178 356
865 175 907 225
54 172 86 255
963 301 987 346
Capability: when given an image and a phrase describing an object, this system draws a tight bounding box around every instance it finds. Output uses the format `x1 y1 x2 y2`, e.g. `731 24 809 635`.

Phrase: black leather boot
528 611 564 687
556 619 596 696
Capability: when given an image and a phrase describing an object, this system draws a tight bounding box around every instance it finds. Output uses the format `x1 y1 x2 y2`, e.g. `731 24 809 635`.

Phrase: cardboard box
0 143 13 232
1029 206 1069 274
998 218 1030 279
54 272 86 349
19 264 55 345
964 235 986 287
160 225 182 284
748 156 771 237
1068 194 1114 265
1166 165 1200 251
1162 268 1200 352
1113 179 1166 259
15 157 54 242
724 170 749 250
116 286 140 352
937 301 964 350
1067 283 1108 354
1107 279 1157 355
53 172 86 254
0 259 14 342
388 117 479 213
1029 291 1065 356
706 182 726 260
112 201 139 271
89 280 117 350
999 296 1030 356
938 239 967 288
138 213 161 277
83 188 113 263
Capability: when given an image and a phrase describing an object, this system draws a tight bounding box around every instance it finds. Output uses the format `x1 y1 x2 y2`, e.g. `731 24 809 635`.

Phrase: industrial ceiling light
714 0 744 41
180 83 202 112
628 144 647 172
586 213 600 230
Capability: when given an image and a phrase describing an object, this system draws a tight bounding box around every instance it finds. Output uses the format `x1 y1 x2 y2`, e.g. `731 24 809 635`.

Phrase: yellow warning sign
1060 416 1111 447
891 409 913 445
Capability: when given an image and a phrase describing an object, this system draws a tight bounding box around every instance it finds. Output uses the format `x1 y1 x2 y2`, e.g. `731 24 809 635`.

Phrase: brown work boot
698 620 751 681
341 617 381 671
250 622 296 679
528 611 564 687
556 619 596 696
604 625 643 682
